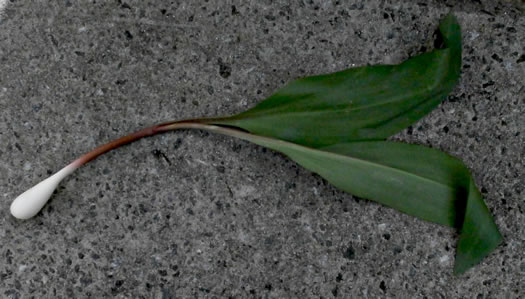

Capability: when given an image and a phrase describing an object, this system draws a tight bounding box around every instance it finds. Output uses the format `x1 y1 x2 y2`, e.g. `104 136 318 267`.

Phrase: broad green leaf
208 125 501 275
206 14 461 147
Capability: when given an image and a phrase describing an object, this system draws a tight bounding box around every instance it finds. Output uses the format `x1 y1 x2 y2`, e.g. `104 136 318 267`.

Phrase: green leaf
206 14 462 148
208 125 501 275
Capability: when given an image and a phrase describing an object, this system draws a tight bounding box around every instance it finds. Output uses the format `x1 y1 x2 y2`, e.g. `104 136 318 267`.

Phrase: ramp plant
10 14 502 275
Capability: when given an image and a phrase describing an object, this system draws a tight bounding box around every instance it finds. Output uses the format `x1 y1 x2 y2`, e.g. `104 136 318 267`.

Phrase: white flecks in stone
237 229 251 243
19 264 28 272
377 223 387 230
148 167 158 176
504 61 513 71
469 31 480 41
439 255 450 264
110 259 121 268
23 162 32 171
192 187 203 198
193 158 209 166
243 66 255 75
0 0 7 21
235 185 256 197
464 110 476 121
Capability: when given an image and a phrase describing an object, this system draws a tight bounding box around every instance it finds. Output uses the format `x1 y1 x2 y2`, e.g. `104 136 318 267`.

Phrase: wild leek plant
10 14 502 275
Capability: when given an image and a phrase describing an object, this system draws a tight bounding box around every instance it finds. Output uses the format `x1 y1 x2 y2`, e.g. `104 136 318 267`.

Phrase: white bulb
10 164 76 220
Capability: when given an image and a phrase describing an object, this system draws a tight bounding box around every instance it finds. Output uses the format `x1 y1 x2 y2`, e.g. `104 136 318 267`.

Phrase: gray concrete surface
1 1 524 298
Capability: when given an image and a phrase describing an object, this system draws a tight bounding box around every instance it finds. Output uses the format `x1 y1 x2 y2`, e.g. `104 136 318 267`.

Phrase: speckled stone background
1 1 524 298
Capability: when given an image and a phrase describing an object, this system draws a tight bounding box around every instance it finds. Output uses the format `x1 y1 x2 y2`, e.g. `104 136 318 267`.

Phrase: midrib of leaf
362 87 446 128
224 85 448 123
315 147 454 192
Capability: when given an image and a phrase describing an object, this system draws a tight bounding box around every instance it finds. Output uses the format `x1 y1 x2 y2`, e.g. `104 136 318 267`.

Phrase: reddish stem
68 118 261 170
71 120 200 167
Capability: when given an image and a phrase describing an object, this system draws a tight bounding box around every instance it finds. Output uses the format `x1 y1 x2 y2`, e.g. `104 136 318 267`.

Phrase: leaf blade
207 14 462 147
